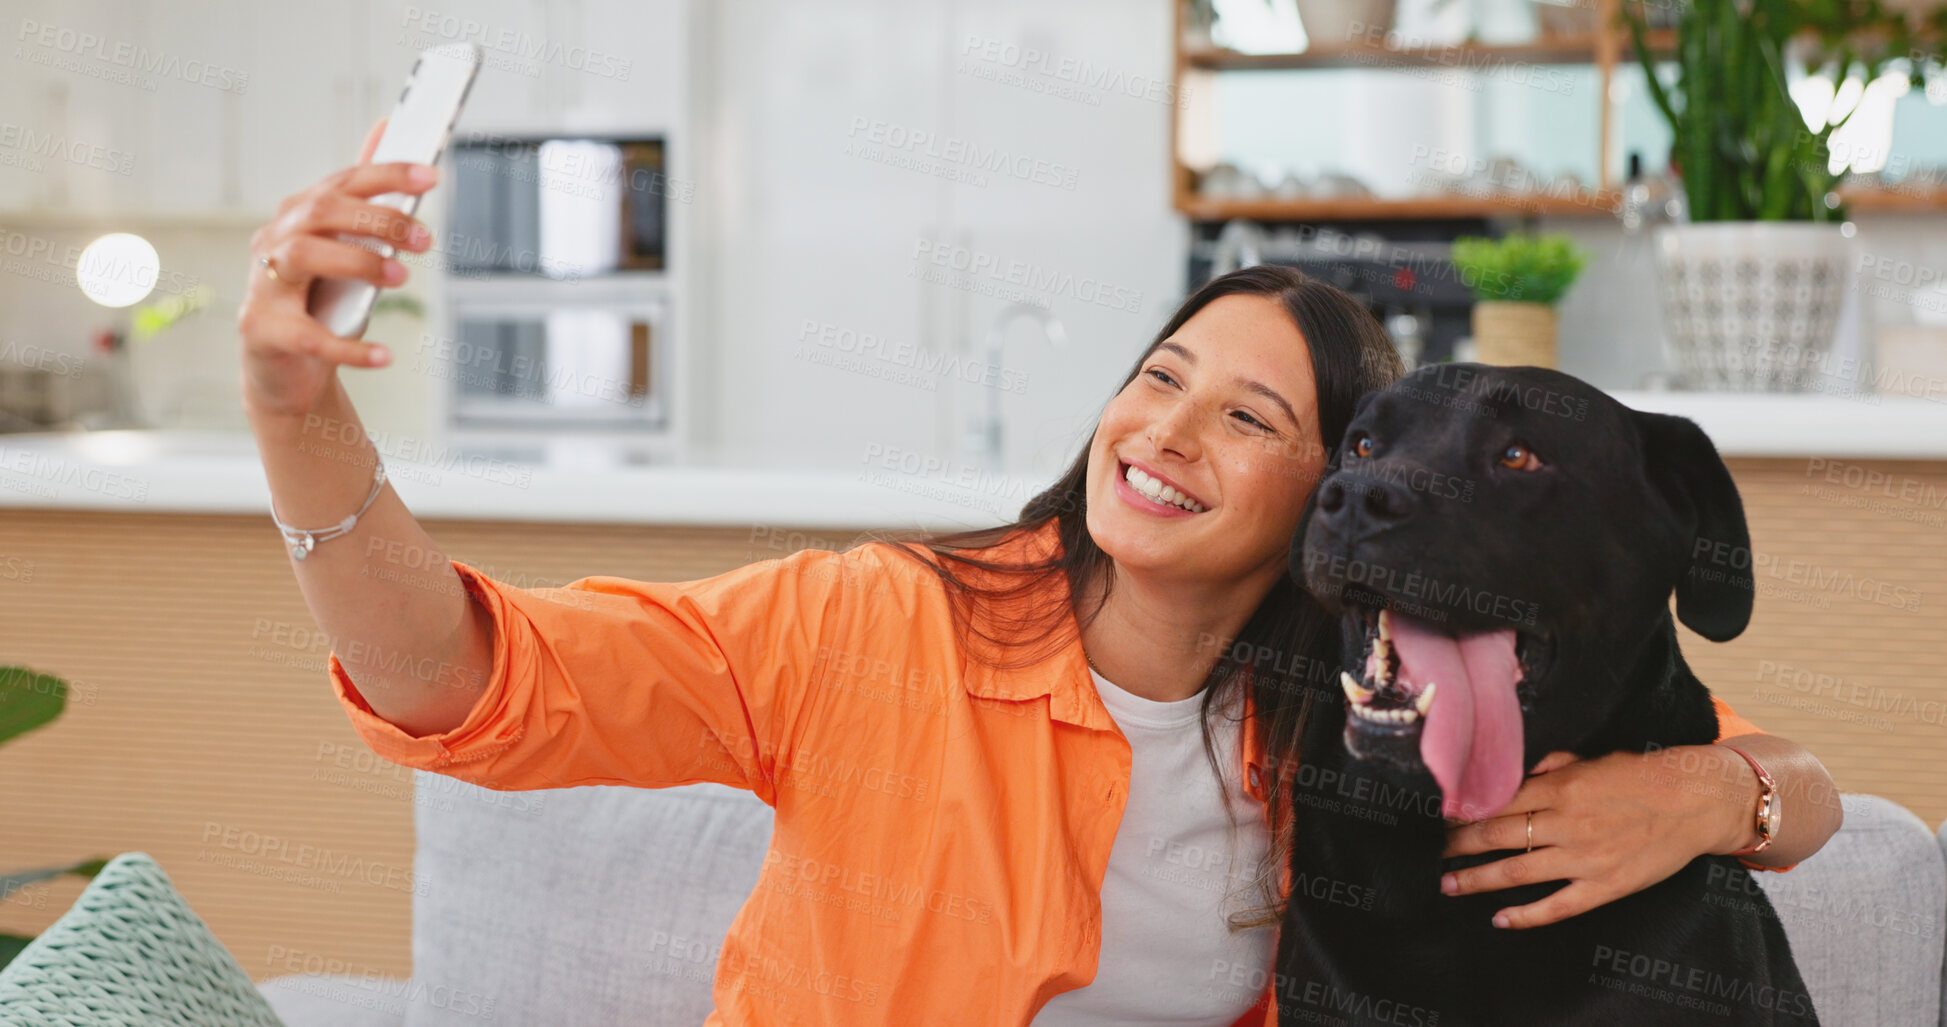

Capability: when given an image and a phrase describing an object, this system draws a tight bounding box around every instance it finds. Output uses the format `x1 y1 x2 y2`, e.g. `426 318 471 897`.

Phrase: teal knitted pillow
0 852 285 1027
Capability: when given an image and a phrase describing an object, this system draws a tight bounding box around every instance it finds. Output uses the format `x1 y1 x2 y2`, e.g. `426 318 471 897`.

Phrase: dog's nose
1316 475 1415 531
1359 479 1412 521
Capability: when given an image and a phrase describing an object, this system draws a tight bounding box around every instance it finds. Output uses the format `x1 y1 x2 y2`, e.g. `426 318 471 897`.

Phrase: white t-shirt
1030 667 1278 1026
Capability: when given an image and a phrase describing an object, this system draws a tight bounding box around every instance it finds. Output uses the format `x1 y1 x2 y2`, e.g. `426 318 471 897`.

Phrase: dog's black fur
1275 364 1818 1026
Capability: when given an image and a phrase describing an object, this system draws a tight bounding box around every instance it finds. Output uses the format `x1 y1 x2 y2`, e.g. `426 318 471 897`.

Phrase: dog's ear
1633 411 1753 642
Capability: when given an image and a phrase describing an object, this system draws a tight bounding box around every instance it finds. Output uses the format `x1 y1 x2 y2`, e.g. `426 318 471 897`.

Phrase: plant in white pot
1623 0 1947 391
1452 233 1589 368
1295 0 1399 48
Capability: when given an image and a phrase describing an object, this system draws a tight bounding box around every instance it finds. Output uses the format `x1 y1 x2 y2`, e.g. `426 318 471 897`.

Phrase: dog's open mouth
1342 605 1543 821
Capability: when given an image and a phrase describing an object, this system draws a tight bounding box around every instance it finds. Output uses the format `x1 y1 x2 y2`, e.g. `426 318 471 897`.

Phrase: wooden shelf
1175 185 1947 222
1838 186 1947 212
1176 191 1621 221
1164 0 1701 221
1181 30 1675 71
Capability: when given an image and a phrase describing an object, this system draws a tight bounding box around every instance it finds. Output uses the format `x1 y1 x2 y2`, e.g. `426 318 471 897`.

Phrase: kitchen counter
0 429 1048 529
0 390 1944 524
1608 391 1947 459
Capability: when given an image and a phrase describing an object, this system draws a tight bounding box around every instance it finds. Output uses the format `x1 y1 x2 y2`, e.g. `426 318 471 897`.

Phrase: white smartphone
307 43 481 340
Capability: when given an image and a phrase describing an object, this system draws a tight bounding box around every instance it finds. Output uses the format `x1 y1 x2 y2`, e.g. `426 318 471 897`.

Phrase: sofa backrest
402 772 773 1027
1753 794 1945 1027
1939 816 1947 1027
400 777 1944 1027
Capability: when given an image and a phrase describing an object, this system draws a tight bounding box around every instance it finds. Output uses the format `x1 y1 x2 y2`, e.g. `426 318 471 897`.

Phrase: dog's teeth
1347 701 1423 725
1340 671 1374 706
1414 683 1436 717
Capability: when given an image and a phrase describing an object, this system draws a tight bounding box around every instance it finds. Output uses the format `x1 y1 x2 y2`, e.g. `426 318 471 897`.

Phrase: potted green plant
1294 0 1399 48
1622 0 1947 390
0 666 105 968
1452 233 1589 368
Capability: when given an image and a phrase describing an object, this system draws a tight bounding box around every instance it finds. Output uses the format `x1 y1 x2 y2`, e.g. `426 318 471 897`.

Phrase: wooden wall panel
0 513 860 982
1684 458 1947 831
0 458 1940 981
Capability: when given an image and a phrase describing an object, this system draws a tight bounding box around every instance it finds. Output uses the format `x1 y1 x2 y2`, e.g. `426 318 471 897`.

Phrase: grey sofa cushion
401 773 773 1027
261 782 1945 1027
1754 794 1946 1027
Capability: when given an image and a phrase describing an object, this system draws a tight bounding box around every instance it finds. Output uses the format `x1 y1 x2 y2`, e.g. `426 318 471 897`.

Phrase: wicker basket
1471 301 1559 368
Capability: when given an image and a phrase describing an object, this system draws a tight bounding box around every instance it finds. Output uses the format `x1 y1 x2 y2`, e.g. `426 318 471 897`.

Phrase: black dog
1276 363 1818 1026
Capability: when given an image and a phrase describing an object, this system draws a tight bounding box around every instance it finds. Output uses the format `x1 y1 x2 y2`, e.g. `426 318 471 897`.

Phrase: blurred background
1 0 1944 1002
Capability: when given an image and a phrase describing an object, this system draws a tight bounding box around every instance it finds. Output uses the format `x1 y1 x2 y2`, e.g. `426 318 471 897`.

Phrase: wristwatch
1721 744 1780 856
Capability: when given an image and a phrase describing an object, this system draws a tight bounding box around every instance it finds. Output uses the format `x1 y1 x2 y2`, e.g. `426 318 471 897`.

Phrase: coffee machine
1187 218 1488 369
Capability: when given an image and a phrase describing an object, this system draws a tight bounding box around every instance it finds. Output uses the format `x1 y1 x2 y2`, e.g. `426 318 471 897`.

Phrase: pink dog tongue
1388 614 1524 821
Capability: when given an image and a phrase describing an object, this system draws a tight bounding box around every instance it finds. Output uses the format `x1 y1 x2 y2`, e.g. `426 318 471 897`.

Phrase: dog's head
1292 363 1752 821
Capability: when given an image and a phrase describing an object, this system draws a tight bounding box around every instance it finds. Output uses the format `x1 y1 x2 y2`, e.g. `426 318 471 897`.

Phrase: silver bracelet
272 459 388 561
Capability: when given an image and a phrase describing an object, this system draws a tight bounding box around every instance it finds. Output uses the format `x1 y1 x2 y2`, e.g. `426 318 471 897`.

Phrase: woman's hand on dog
1435 747 1757 930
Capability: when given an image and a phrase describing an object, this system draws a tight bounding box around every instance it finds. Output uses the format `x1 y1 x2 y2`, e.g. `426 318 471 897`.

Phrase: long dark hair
855 265 1403 927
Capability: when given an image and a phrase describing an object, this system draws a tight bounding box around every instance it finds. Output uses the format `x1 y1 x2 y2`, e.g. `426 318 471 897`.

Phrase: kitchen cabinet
700 0 953 473
3 0 691 216
4 0 231 213
939 0 1182 477
700 0 1182 481
233 1 376 213
2 0 315 214
4 0 1184 473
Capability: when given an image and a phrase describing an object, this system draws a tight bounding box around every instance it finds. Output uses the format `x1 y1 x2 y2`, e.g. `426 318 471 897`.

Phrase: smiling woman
1084 295 1333 597
244 208 1838 1021
856 267 1406 1024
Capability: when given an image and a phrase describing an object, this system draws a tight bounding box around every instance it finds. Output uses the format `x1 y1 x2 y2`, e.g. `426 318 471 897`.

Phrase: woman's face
1086 293 1329 587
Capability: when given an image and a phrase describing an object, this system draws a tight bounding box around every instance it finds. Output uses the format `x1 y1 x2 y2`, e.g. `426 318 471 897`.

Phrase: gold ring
1525 810 1535 852
256 254 282 283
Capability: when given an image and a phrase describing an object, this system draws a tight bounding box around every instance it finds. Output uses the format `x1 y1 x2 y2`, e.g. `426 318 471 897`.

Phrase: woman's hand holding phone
237 119 436 421
239 53 497 739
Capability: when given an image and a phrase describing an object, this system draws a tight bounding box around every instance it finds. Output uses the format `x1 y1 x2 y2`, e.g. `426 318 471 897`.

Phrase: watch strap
1720 743 1776 856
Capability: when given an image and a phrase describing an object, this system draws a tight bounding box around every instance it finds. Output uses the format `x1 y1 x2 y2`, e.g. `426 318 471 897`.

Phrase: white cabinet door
237 0 375 211
702 0 954 482
380 0 559 137
138 0 253 212
548 0 688 134
942 0 1184 480
4 0 218 212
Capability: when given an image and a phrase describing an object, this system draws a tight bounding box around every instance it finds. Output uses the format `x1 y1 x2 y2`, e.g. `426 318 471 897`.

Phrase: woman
238 126 1842 1027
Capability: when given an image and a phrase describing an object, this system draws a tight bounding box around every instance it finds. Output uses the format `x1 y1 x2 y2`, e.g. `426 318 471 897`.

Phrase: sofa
257 775 1947 1026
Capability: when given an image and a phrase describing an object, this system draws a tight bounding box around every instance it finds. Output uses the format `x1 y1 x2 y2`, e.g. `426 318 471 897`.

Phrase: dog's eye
1351 434 1374 459
1499 443 1543 472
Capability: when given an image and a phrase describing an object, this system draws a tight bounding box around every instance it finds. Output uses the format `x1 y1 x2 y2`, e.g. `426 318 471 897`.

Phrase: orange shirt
328 518 1771 1027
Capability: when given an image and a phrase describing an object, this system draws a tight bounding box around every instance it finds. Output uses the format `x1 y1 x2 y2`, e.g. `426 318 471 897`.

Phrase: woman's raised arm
238 119 490 737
